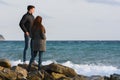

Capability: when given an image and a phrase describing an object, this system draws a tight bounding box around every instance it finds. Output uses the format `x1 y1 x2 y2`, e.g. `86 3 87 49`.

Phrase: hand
26 32 29 36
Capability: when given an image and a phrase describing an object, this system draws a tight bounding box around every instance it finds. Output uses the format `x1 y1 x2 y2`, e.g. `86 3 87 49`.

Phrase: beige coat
31 29 46 51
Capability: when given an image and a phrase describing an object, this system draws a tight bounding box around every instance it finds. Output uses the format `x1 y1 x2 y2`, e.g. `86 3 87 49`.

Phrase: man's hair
27 5 35 11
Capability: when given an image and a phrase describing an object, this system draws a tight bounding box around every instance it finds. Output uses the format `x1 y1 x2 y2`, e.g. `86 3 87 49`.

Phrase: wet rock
1 59 120 80
43 63 77 77
11 66 28 80
0 68 17 80
0 59 11 68
27 70 44 80
18 64 28 70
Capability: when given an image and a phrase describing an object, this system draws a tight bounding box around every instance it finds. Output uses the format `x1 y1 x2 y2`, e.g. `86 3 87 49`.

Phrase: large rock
27 71 44 80
72 75 87 80
0 66 4 71
18 64 28 70
43 70 55 80
0 59 11 68
87 75 104 80
43 63 77 77
51 72 66 79
1 59 120 80
18 63 38 72
110 74 120 80
11 66 28 79
0 68 17 80
0 35 5 41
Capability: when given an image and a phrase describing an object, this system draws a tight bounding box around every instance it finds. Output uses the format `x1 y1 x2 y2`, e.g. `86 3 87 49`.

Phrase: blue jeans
28 51 43 71
23 34 31 62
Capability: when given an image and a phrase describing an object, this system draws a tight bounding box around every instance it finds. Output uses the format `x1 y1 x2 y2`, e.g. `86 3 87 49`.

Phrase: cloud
1 0 120 40
40 13 53 19
86 0 120 5
0 0 8 6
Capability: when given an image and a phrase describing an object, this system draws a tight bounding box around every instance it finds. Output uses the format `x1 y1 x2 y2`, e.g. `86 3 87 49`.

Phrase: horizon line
1 40 120 41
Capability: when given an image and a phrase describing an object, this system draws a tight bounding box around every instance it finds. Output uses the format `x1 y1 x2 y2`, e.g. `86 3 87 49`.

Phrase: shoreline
10 60 120 77
0 59 120 80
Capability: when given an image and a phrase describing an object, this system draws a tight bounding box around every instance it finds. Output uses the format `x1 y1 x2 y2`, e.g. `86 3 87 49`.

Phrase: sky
0 0 120 40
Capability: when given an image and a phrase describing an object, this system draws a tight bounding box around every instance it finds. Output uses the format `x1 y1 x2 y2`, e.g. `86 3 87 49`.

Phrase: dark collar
27 12 32 15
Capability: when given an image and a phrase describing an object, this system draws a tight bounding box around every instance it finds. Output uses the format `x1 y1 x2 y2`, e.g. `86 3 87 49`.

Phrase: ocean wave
10 60 120 76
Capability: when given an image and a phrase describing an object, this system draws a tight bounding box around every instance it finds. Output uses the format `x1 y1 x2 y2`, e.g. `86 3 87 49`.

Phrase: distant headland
0 34 5 41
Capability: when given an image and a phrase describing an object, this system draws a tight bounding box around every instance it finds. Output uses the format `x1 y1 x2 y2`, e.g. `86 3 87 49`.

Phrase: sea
0 41 120 76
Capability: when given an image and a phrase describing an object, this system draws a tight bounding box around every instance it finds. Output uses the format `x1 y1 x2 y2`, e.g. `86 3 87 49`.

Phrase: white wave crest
10 60 120 76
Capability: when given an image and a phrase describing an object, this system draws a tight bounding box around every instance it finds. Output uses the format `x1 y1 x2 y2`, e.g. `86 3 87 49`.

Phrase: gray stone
87 75 104 80
0 59 11 68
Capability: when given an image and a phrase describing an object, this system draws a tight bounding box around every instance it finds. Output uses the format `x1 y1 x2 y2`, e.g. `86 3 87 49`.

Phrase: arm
40 32 46 40
19 15 29 34
40 26 46 39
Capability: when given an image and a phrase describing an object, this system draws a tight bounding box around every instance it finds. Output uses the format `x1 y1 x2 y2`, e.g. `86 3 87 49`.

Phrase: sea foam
10 60 120 76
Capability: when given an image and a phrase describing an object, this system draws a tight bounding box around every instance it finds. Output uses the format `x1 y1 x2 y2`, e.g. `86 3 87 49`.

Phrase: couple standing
19 5 46 71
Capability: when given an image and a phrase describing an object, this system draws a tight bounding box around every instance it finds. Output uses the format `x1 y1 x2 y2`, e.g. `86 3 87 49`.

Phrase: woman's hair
31 16 46 37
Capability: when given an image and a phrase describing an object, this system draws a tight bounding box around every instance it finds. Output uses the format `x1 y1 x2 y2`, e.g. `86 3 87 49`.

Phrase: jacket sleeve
19 15 28 33
41 32 46 40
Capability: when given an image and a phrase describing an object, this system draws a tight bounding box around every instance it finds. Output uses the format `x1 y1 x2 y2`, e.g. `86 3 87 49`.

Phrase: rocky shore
0 59 120 80
0 35 5 41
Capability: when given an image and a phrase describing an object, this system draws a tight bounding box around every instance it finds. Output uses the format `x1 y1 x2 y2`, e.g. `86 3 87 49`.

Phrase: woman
28 16 46 71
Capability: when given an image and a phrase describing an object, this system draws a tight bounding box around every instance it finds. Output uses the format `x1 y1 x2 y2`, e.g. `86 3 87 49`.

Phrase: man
19 5 35 63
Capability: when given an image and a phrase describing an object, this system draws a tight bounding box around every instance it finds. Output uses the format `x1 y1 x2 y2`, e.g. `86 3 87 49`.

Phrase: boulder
72 75 87 80
0 66 4 71
87 75 104 80
0 59 11 68
1 60 119 80
11 66 28 79
18 64 38 72
27 70 44 80
51 72 66 79
110 74 120 80
43 63 77 77
18 64 28 70
43 70 55 80
0 68 17 80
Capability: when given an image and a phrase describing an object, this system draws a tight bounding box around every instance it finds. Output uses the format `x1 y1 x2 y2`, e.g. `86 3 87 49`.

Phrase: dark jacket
19 12 34 33
32 28 46 51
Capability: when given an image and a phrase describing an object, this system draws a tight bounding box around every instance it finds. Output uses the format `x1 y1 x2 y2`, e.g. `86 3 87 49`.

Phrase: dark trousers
28 51 43 71
23 34 32 62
